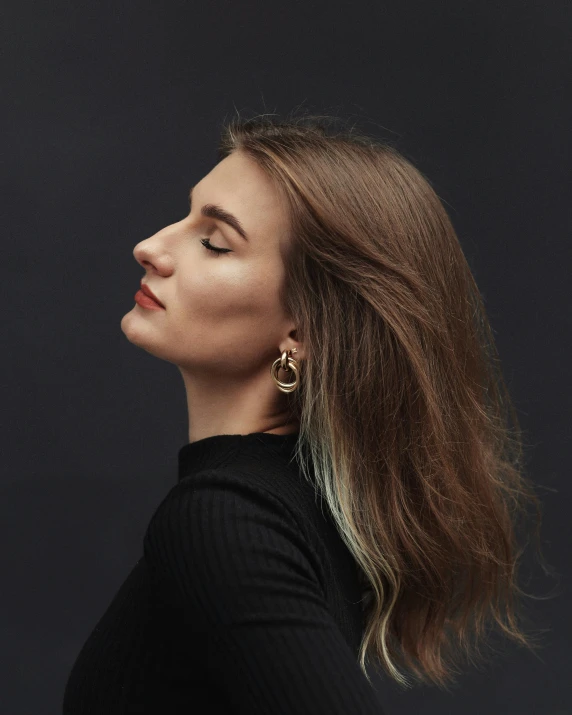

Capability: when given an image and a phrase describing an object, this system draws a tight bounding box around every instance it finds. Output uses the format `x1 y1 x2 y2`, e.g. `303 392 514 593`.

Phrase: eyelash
187 199 231 256
200 237 232 256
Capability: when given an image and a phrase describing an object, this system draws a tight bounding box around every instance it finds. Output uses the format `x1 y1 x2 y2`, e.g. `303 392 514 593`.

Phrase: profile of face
120 150 303 442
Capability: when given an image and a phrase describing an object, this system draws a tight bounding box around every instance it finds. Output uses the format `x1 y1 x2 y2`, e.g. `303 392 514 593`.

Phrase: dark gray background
2 1 570 713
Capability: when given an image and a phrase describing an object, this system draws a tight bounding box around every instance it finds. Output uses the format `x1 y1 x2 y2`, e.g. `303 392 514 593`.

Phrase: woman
63 112 547 714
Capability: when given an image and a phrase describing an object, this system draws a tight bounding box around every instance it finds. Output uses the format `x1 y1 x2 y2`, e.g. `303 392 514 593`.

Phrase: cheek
177 264 259 326
167 260 287 369
187 258 279 309
178 250 287 340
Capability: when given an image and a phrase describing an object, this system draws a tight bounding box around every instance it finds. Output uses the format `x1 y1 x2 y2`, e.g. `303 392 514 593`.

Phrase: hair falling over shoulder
215 108 557 690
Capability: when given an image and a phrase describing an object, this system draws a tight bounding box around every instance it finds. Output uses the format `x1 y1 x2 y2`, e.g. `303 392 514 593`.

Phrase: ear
281 329 305 362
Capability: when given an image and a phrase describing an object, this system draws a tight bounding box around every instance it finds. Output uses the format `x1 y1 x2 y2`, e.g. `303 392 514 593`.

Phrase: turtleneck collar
177 431 301 483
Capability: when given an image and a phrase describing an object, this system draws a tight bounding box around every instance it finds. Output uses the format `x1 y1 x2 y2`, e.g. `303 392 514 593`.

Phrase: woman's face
121 150 299 391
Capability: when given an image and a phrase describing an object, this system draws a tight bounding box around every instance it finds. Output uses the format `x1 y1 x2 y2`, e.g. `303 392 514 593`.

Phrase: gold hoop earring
270 348 299 393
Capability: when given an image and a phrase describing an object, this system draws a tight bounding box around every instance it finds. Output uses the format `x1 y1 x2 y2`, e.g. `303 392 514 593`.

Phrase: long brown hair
216 110 554 690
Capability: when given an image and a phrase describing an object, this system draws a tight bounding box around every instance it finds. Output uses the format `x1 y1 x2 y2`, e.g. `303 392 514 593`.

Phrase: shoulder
143 468 327 620
147 467 305 539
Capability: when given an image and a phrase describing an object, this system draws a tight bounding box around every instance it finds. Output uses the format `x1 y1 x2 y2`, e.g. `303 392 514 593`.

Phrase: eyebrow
188 186 249 242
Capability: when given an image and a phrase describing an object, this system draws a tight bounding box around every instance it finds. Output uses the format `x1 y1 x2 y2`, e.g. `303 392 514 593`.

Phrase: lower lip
134 290 165 310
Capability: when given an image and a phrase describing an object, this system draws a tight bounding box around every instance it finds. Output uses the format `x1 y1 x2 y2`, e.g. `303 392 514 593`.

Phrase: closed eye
200 237 232 256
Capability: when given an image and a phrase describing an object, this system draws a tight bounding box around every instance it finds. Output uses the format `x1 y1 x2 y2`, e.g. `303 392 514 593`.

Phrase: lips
140 281 165 308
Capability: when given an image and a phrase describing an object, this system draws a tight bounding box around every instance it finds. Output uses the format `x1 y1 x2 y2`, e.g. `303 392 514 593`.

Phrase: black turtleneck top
62 432 385 713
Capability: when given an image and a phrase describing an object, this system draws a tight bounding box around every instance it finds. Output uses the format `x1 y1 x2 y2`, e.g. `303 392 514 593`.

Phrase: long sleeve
143 469 384 714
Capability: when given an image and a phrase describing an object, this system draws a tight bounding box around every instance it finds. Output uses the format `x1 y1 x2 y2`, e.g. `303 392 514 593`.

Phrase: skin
120 150 304 445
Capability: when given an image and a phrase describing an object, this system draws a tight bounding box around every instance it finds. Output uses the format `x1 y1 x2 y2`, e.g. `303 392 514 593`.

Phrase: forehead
197 152 291 240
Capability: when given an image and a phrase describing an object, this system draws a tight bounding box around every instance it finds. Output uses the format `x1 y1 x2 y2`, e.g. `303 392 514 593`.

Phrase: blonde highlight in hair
216 109 555 690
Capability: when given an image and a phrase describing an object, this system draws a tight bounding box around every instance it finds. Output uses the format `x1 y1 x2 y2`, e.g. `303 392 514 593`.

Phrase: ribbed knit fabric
62 431 385 714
